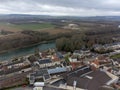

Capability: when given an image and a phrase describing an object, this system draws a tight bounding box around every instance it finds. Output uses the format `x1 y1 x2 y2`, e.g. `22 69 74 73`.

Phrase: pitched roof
43 74 51 80
88 70 111 84
67 76 91 89
56 52 64 59
66 70 111 90
48 67 67 74
4 60 24 66
60 65 113 90
38 58 52 64
34 69 48 77
68 65 92 77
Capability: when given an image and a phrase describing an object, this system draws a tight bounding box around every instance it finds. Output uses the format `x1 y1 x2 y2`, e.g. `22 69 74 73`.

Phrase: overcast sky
1 0 120 16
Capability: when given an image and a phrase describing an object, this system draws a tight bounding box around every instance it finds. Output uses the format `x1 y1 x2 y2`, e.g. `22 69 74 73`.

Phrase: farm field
0 19 119 54
0 21 74 53
0 22 55 31
12 23 55 30
0 22 21 33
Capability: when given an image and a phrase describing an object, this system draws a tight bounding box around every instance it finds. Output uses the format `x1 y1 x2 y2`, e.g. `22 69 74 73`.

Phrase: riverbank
0 40 55 54
0 41 55 61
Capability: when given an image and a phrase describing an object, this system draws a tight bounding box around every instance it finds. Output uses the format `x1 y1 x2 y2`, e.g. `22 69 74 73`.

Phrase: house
70 62 82 69
50 65 119 90
69 57 77 62
56 52 64 59
66 70 117 90
29 69 49 85
34 58 60 68
29 67 70 85
29 73 35 85
0 71 30 89
0 59 31 76
34 58 52 68
73 50 91 59
48 67 68 75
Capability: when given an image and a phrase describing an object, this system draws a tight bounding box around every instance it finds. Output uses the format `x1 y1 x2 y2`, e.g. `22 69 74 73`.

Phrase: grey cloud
0 0 120 16
12 0 120 10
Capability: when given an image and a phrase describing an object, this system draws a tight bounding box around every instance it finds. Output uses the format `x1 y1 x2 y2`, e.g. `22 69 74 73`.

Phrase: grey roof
5 60 24 66
88 70 111 84
113 59 120 63
60 65 112 90
66 70 111 90
68 65 92 77
34 69 48 77
29 76 35 80
0 65 30 75
56 52 63 59
43 74 51 80
51 79 66 87
38 58 52 64
48 67 67 74
0 71 31 89
67 76 91 89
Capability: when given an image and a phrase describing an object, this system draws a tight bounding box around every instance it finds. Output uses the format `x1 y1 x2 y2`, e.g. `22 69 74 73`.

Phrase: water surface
0 42 55 61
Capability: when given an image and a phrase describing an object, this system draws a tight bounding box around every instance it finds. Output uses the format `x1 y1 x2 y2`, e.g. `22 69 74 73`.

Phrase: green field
13 23 55 30
0 22 55 30
110 54 120 59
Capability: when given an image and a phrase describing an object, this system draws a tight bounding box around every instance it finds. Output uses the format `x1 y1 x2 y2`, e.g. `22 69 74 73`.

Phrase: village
1 0 120 90
0 42 120 90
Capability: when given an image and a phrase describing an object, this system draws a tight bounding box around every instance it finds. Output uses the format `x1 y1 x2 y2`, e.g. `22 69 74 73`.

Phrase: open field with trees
56 21 120 52
0 21 74 53
0 17 120 53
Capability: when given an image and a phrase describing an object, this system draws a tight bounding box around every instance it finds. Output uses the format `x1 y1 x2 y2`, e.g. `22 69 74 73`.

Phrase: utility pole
73 80 77 90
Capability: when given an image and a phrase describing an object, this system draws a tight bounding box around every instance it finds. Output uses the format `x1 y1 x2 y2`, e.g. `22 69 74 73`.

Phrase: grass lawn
110 54 120 59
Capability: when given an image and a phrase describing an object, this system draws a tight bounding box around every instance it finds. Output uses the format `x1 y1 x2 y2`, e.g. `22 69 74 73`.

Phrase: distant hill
79 16 120 21
0 14 120 21
0 14 52 20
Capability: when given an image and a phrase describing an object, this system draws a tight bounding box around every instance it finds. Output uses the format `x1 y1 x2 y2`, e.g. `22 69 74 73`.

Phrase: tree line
56 26 120 52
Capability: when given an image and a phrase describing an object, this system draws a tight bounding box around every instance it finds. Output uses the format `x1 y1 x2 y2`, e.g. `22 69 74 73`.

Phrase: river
0 42 55 61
